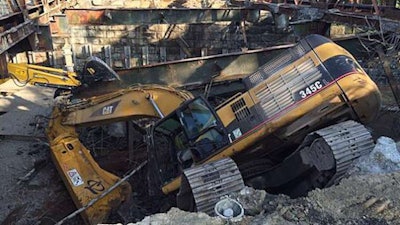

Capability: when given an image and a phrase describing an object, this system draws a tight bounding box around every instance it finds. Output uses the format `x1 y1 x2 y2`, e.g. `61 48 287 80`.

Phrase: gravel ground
127 170 400 225
0 81 82 225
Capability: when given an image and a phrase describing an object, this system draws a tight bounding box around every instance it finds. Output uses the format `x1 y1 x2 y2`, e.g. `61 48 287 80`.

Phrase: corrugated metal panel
255 57 322 118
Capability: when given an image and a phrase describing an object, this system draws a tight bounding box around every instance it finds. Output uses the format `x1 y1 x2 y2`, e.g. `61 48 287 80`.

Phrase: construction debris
1 0 400 224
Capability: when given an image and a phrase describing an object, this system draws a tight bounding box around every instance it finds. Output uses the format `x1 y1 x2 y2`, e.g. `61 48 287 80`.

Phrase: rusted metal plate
64 8 261 25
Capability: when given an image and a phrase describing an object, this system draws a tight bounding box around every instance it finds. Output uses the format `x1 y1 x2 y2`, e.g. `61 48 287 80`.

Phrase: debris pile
122 138 400 225
351 136 400 175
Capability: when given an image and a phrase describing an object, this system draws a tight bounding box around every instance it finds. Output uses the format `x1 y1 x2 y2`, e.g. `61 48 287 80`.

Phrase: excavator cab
148 96 229 185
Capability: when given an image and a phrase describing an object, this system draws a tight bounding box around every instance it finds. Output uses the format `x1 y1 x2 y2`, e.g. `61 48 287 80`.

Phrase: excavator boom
60 85 193 126
7 63 81 88
47 84 193 224
6 57 122 94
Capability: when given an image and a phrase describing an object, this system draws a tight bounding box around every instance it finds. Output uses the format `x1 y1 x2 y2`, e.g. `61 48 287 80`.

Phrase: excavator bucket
73 57 123 98
80 56 121 85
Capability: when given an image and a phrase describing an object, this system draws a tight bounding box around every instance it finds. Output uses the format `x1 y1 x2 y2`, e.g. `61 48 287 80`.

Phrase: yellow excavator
4 57 123 97
46 34 381 224
47 85 194 224
6 63 81 89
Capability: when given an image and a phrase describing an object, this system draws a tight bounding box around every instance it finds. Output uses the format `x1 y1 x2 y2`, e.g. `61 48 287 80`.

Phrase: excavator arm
7 63 81 88
6 57 121 93
47 84 193 224
60 85 193 126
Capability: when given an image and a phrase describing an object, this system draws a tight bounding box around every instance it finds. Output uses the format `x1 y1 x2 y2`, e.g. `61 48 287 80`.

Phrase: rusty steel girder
233 1 400 33
116 44 295 87
64 8 261 25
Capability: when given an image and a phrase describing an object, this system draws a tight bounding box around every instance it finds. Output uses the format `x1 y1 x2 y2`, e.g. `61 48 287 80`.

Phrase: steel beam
114 36 373 98
116 44 294 87
323 11 400 33
64 8 261 25
235 1 400 33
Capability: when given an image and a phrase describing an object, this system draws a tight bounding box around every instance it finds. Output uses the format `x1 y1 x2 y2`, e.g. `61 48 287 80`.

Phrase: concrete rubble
100 138 400 225
351 136 400 175
118 139 400 225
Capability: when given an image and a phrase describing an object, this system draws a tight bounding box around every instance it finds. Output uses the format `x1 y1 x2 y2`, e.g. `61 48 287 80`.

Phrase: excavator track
292 120 375 194
177 158 244 215
242 120 375 197
311 120 375 186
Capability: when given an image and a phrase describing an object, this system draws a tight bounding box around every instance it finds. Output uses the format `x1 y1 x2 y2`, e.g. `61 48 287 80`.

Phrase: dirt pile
126 170 400 225
125 138 400 225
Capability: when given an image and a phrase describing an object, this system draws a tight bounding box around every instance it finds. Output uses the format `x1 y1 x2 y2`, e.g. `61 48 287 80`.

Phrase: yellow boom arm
47 84 193 224
7 63 81 88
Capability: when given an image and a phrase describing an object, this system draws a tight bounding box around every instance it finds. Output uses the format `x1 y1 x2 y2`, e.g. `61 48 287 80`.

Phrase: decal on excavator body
90 101 120 117
67 169 84 186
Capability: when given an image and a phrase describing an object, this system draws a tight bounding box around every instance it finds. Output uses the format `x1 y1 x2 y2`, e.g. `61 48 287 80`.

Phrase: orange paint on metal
65 10 105 25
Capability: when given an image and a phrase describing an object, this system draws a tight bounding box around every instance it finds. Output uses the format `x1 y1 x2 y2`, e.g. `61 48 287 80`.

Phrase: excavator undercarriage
174 120 374 214
241 120 375 196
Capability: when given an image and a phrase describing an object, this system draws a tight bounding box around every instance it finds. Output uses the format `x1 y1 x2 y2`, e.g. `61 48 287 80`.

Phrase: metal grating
255 57 322 118
291 43 307 58
247 43 308 87
261 53 293 77
231 98 251 121
248 71 263 86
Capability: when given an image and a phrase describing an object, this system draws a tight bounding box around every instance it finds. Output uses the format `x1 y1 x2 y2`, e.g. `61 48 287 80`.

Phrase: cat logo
102 106 114 115
90 101 120 117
